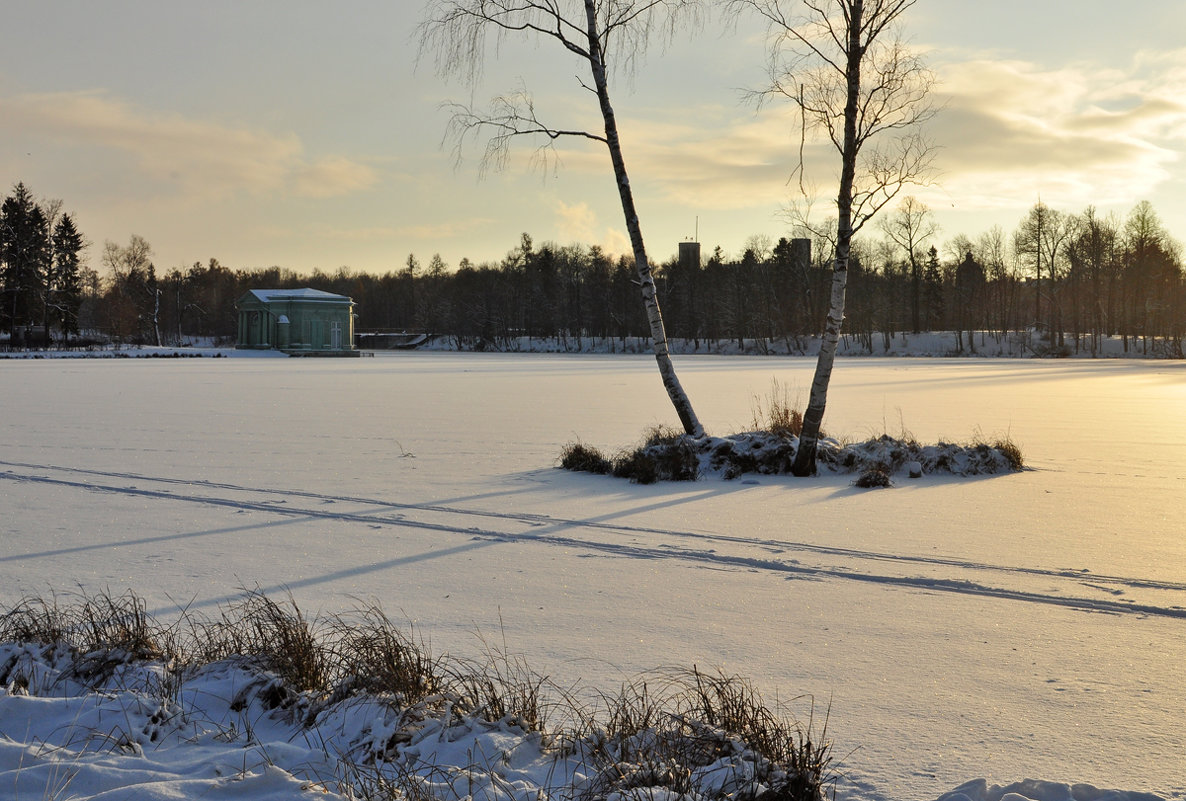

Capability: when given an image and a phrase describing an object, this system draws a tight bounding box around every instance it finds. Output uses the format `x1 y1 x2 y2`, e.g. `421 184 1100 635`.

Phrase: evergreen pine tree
50 213 85 340
923 246 944 331
1 183 52 337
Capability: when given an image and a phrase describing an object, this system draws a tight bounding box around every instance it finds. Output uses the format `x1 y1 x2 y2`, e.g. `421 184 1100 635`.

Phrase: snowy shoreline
415 331 1183 360
1 329 1183 360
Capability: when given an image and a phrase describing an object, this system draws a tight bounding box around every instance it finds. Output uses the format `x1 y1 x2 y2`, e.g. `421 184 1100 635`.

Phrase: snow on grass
0 608 1167 801
0 591 832 801
561 377 1024 484
563 428 1023 484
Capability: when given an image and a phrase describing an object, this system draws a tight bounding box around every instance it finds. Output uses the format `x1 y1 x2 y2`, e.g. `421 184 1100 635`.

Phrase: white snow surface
1 350 1184 801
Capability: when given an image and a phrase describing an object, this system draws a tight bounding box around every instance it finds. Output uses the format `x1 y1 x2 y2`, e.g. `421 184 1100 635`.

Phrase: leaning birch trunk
791 238 850 475
790 0 863 476
583 0 704 438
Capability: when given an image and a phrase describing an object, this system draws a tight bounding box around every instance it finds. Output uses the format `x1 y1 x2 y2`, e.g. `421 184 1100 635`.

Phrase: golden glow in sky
2 1 1186 274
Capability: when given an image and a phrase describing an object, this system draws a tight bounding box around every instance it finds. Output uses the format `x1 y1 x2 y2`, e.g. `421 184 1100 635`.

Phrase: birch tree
729 0 936 474
419 0 705 437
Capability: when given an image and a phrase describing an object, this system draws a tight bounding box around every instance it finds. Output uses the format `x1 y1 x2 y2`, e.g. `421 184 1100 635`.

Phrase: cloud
924 54 1186 210
0 88 377 200
602 227 631 258
550 48 1186 222
553 199 598 243
551 199 638 257
613 106 798 211
294 157 380 198
428 96 798 215
395 219 496 241
306 224 400 243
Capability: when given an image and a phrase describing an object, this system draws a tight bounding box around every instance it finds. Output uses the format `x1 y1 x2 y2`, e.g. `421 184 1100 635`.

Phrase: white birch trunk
792 243 850 475
791 0 863 476
583 0 704 438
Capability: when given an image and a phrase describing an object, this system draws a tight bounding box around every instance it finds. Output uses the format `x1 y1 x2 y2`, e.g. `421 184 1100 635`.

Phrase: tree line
847 197 1185 357
4 182 1181 357
0 182 85 345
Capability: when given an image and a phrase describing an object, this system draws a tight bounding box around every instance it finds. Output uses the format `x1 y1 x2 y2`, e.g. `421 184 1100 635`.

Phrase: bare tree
731 0 936 474
419 0 705 437
102 234 160 345
1066 207 1119 355
1014 201 1074 344
1122 200 1180 354
975 224 1014 338
879 195 936 333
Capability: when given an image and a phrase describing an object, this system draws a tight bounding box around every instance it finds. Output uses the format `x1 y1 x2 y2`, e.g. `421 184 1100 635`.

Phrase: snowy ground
414 330 1180 359
1 351 1184 800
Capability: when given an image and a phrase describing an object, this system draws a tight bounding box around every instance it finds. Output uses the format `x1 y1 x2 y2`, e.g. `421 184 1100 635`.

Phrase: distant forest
3 181 1184 356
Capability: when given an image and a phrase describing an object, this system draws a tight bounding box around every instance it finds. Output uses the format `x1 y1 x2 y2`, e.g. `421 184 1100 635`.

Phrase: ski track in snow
4 460 1186 622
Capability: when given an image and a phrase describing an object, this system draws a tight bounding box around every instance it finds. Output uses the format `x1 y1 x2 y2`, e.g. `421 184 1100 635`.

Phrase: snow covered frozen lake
1 352 1184 800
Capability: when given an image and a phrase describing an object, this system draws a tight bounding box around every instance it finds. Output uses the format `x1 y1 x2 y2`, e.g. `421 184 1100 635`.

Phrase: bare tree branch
728 0 937 474
418 0 707 436
442 89 607 177
729 0 937 223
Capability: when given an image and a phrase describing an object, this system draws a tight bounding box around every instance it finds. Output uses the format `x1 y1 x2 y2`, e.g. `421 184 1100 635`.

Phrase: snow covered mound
937 778 1166 801
565 430 1024 484
0 633 833 801
714 431 1022 479
0 640 1165 801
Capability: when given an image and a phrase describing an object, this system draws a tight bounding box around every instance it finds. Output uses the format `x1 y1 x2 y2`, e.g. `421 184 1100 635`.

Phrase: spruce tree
1 183 51 337
52 213 85 339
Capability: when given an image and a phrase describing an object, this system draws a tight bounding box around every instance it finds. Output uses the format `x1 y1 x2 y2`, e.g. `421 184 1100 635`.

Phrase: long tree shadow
10 465 1184 624
0 517 307 564
147 538 501 618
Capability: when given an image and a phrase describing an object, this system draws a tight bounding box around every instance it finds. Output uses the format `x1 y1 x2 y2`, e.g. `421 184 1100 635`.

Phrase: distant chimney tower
678 240 701 270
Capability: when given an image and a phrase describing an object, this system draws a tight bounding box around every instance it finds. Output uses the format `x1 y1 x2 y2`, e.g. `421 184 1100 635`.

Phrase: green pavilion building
235 289 357 355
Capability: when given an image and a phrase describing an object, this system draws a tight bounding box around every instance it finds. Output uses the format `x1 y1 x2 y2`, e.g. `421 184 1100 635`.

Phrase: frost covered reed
0 589 835 801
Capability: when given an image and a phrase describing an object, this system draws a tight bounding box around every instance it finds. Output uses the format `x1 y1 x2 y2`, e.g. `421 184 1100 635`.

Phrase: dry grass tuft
325 605 444 704
576 667 834 801
612 436 699 483
559 441 613 474
852 465 894 489
0 590 168 657
641 424 683 447
751 379 804 438
992 436 1025 471
195 589 330 693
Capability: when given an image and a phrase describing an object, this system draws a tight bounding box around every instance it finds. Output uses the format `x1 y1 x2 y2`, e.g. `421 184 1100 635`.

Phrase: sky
3 1 1186 276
